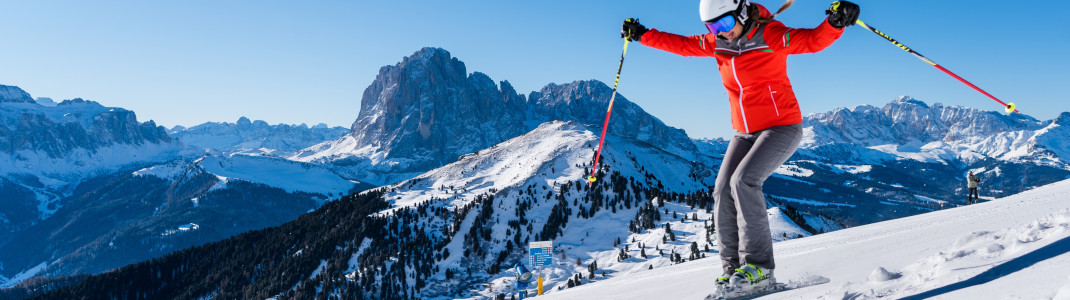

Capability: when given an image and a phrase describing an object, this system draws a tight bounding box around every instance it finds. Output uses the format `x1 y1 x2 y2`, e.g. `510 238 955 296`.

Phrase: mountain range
1 47 1068 298
169 117 348 157
0 85 366 289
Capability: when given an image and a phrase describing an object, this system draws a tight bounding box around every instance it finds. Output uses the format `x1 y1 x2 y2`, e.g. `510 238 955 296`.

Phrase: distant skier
967 171 982 204
621 0 859 295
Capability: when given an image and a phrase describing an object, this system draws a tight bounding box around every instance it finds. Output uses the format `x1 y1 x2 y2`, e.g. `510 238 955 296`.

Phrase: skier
513 263 533 300
621 0 859 294
967 171 982 204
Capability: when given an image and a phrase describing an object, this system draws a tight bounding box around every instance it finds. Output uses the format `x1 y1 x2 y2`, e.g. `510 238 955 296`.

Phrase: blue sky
1 0 1067 139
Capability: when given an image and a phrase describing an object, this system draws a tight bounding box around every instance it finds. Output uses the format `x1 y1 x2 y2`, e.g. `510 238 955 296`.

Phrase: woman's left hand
826 1 860 29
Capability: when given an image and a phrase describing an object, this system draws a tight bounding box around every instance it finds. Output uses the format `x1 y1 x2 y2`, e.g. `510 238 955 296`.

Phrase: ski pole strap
854 19 1019 114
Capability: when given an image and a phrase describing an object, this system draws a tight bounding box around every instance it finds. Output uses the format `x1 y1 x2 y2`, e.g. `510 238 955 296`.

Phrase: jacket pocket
767 85 781 117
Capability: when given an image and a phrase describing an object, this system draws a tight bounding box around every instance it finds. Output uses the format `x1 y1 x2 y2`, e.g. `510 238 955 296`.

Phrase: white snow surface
373 121 813 299
196 154 356 196
541 179 1070 299
133 162 187 180
378 121 708 212
0 262 47 289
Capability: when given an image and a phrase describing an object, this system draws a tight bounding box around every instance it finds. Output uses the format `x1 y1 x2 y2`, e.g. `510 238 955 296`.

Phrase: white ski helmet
699 0 750 23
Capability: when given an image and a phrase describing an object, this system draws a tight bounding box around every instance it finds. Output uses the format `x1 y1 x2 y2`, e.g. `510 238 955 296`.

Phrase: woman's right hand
621 18 648 42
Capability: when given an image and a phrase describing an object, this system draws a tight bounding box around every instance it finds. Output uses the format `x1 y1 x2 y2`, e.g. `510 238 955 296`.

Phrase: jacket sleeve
640 29 717 57
764 18 845 55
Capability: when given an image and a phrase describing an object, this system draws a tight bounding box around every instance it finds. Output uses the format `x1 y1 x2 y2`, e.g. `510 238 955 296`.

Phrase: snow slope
542 179 1070 299
379 120 708 212
366 121 816 299
189 154 359 196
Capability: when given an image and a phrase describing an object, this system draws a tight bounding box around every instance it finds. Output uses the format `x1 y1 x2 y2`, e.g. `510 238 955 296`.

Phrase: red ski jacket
640 4 844 133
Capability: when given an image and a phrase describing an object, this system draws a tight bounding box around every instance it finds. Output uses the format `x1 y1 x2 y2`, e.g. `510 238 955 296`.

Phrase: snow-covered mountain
169 117 348 156
0 84 369 289
369 120 828 298
290 47 697 186
802 96 1068 167
542 178 1070 300
776 97 1070 209
0 153 370 287
0 84 189 233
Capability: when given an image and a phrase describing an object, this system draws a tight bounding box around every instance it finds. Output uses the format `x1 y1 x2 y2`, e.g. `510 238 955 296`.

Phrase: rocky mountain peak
890 95 929 108
57 98 101 106
294 48 700 184
339 47 527 173
0 85 35 104
1053 112 1070 126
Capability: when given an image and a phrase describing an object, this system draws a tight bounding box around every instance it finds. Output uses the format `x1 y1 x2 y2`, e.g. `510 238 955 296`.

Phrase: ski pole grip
830 1 841 12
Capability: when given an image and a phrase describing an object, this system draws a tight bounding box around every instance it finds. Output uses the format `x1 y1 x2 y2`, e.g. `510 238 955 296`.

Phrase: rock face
0 85 185 245
346 47 529 170
292 48 699 185
528 81 697 159
0 85 35 104
0 89 173 159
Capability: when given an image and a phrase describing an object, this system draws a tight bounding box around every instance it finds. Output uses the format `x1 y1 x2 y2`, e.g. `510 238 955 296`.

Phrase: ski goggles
705 14 736 34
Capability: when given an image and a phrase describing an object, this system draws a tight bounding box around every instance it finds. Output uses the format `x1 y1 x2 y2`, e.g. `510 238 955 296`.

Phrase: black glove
825 1 860 29
621 18 648 42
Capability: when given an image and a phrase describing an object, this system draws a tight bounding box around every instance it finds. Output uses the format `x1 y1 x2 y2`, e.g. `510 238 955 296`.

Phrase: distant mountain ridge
0 92 175 159
780 96 1070 212
802 96 1068 167
0 86 35 104
169 116 348 156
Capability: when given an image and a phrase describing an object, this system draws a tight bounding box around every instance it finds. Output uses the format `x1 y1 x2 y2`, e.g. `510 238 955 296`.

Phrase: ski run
536 179 1070 299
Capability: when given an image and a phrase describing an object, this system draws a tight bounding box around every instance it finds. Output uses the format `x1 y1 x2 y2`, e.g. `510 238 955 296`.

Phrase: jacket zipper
730 57 749 133
768 86 780 117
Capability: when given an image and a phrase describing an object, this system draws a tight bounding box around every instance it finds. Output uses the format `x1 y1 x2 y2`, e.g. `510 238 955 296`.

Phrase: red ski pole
852 17 1019 113
589 37 630 185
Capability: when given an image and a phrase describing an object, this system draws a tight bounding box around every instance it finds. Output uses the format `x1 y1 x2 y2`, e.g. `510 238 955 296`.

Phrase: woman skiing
621 0 860 293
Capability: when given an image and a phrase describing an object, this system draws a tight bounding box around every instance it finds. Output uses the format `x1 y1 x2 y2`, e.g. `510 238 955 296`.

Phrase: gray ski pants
713 124 802 275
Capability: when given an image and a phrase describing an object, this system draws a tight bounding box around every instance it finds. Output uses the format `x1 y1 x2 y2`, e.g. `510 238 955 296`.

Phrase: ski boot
712 273 733 300
729 264 775 293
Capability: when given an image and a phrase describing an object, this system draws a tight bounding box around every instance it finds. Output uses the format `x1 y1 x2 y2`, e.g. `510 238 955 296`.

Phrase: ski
705 275 829 300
